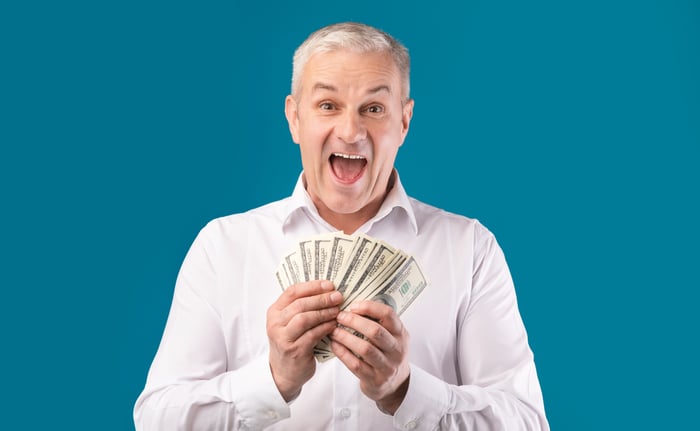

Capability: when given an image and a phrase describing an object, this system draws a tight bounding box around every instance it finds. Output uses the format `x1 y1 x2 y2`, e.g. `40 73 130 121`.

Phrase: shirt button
406 420 418 429
266 410 278 419
339 407 351 418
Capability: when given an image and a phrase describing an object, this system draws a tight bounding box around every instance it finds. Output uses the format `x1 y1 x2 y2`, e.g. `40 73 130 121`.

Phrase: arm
134 228 342 430
330 230 549 430
392 232 549 430
133 228 287 431
267 280 343 401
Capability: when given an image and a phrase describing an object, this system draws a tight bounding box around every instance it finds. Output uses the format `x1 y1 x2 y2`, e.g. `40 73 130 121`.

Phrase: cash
275 232 428 361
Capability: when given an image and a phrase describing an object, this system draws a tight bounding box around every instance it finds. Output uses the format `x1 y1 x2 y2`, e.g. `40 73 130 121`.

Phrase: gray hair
291 22 411 101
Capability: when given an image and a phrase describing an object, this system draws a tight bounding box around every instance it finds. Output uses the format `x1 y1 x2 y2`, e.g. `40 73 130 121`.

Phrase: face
285 49 414 231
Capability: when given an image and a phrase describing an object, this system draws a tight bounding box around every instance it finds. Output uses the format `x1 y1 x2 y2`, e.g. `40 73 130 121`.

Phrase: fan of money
276 232 428 361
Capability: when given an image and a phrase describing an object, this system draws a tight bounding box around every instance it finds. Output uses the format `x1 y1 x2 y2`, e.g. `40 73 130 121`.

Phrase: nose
335 109 366 144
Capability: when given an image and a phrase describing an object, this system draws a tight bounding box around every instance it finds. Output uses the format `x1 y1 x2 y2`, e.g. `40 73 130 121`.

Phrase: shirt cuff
392 365 449 430
228 355 290 430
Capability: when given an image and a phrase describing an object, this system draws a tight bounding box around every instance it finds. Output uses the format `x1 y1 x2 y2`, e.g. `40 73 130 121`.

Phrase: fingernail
320 280 333 290
337 311 348 321
330 291 342 302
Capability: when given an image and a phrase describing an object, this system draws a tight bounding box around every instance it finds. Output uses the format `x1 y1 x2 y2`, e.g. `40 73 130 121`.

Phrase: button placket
332 361 359 429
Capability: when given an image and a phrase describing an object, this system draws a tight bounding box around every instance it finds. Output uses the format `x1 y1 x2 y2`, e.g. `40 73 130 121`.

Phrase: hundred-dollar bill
359 256 427 316
274 232 428 361
341 248 406 308
275 250 302 290
275 231 348 290
298 239 315 282
324 233 354 283
313 237 332 280
334 235 376 295
333 257 427 353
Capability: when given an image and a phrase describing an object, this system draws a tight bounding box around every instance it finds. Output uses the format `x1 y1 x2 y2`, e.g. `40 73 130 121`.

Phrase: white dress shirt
134 172 549 430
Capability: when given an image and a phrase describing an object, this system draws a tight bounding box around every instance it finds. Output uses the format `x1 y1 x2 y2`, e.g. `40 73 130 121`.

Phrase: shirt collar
282 170 418 235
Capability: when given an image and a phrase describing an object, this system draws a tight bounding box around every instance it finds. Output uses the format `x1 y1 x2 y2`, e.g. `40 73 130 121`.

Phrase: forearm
392 365 549 431
134 356 290 431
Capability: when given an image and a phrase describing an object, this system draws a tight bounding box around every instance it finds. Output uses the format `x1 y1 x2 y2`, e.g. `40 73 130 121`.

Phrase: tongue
331 156 366 181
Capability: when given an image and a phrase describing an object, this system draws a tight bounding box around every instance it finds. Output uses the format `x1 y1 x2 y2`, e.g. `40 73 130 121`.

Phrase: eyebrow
367 85 391 95
311 82 392 95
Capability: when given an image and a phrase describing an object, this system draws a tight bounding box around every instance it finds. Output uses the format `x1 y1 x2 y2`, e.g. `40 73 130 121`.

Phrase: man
134 22 549 430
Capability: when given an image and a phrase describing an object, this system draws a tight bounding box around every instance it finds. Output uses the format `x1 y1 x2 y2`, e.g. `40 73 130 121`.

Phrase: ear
399 98 414 145
285 95 301 144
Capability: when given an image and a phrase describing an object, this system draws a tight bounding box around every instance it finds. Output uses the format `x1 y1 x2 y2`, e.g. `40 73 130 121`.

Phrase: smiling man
285 48 413 234
135 22 549 430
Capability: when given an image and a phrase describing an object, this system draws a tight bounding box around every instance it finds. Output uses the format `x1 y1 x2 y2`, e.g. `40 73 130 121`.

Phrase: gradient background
2 0 698 429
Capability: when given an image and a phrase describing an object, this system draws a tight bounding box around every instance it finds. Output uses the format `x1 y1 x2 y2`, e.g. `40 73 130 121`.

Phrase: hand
267 280 343 401
329 300 411 415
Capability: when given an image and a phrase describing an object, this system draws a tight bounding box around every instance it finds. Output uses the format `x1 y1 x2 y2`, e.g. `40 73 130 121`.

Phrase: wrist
376 375 410 415
270 363 302 402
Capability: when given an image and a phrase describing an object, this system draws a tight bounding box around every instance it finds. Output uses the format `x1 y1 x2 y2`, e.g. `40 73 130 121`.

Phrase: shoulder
408 197 494 240
197 196 291 242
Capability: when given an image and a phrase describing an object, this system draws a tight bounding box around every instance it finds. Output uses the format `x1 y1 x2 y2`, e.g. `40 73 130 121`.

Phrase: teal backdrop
1 0 698 429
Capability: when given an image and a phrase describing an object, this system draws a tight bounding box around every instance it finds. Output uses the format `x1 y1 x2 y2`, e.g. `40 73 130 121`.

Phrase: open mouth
329 152 367 183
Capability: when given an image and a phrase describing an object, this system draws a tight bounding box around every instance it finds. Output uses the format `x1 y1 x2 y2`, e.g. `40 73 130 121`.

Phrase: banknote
276 232 427 361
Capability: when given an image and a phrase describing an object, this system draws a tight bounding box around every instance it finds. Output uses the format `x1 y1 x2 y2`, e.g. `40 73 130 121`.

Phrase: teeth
332 153 366 160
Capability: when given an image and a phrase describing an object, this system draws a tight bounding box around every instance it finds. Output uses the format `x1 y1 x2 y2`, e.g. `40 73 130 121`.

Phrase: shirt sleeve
392 226 549 430
133 225 290 431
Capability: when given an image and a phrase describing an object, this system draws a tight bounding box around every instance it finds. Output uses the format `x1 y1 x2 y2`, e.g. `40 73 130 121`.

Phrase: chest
216 235 473 380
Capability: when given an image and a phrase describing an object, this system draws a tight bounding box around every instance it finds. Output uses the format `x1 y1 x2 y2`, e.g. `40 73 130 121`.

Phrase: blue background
2 0 698 429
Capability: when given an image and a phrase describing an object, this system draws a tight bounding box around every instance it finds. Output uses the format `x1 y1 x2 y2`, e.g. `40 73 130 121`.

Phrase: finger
285 302 341 341
296 320 338 350
271 284 341 327
330 336 368 375
336 309 398 353
276 280 335 308
267 282 340 337
347 300 403 335
279 289 343 334
331 320 393 372
284 289 343 319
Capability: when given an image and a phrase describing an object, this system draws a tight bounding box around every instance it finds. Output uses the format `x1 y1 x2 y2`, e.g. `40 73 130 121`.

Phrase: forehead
300 50 401 96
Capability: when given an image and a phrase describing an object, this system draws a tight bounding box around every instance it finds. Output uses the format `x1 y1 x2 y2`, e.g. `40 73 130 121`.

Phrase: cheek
371 129 403 158
300 120 332 145
298 139 327 171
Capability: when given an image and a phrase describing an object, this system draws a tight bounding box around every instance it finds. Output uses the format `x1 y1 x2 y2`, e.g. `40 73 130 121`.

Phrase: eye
365 104 384 114
319 102 336 111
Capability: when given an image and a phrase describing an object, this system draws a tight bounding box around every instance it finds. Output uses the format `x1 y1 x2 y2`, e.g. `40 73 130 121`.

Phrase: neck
304 170 396 235
303 171 397 234
317 201 383 235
